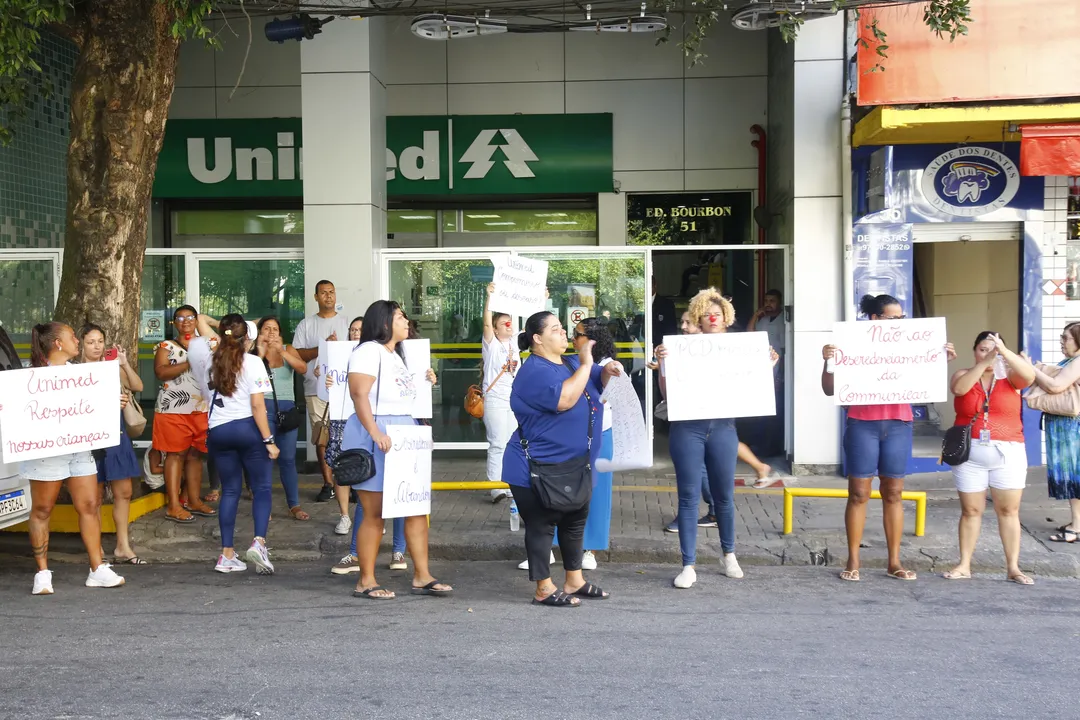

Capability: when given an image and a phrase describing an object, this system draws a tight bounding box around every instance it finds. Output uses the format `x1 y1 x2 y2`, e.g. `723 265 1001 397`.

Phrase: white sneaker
32 569 53 595
215 553 248 573
245 540 275 575
673 565 697 589
86 563 125 588
723 553 744 579
490 489 511 503
334 514 352 536
581 550 597 571
518 551 557 570
389 552 408 570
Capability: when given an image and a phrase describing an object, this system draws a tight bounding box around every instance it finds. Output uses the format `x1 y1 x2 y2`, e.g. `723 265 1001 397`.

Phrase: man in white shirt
292 280 351 516
748 289 785 358
747 288 786 457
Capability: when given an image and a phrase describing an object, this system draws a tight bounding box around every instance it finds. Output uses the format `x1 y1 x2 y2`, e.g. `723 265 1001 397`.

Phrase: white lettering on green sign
187 132 302 184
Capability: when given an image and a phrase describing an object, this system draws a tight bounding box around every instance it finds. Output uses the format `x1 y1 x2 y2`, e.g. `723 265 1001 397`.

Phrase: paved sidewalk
7 459 1080 578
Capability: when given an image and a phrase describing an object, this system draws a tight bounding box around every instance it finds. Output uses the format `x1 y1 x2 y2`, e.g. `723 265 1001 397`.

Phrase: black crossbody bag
333 352 382 486
941 378 994 466
264 360 303 434
520 384 594 513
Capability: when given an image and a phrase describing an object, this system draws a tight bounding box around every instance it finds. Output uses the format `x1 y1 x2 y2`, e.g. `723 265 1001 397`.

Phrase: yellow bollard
431 481 510 491
782 487 926 537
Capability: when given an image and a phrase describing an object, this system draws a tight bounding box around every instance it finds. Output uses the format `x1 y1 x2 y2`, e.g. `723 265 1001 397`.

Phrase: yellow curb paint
1 492 166 534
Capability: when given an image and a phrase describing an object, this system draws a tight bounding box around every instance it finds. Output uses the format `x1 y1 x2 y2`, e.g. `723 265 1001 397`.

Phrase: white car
0 324 29 530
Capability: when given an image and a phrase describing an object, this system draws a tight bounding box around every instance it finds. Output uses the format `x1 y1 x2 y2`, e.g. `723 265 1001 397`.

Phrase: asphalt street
0 560 1074 720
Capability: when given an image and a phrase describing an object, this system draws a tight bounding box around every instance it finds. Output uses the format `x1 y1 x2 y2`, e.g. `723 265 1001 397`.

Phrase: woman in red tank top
943 332 1035 584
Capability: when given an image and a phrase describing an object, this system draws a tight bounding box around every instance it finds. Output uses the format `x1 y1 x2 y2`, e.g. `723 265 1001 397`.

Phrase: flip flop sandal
942 570 971 580
353 586 395 600
569 582 609 599
186 504 217 517
164 512 195 524
839 569 860 582
532 589 580 607
1007 573 1035 585
289 507 311 521
753 472 782 489
202 491 220 503
411 580 453 597
887 569 917 581
115 555 149 565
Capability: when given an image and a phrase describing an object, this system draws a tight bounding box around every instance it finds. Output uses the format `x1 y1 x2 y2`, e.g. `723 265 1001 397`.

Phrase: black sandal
569 582 609 599
532 589 581 607
353 586 395 599
1049 529 1078 543
411 580 453 597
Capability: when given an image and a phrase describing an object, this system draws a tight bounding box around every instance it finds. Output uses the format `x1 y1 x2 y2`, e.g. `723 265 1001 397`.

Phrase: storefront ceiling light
484 222 516 226
255 213 291 219
467 214 501 218
411 14 508 40
398 215 435 219
546 221 579 225
534 212 569 217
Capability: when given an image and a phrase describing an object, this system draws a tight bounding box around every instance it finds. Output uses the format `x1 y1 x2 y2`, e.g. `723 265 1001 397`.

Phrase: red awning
1020 124 1080 176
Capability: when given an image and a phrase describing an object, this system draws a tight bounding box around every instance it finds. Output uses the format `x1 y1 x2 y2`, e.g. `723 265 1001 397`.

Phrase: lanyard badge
978 379 994 444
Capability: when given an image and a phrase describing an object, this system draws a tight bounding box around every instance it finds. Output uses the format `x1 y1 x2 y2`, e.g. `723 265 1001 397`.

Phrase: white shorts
951 441 1028 493
19 451 97 482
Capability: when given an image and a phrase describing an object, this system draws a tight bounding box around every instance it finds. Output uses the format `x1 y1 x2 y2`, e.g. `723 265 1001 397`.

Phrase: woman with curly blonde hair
657 288 742 589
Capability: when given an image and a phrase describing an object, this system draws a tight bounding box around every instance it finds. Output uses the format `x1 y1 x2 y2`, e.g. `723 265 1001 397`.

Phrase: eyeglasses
174 315 195 322
882 315 907 320
573 332 587 340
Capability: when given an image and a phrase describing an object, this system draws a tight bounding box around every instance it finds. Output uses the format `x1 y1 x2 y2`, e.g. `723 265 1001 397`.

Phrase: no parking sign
567 306 588 328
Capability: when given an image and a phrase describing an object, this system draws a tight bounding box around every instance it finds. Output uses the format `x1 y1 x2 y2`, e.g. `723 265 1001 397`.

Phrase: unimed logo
385 123 539 186
187 132 302 184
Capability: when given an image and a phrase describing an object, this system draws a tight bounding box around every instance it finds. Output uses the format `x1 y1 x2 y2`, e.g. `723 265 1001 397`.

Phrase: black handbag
265 360 303 434
521 386 594 513
332 352 381 487
941 378 994 466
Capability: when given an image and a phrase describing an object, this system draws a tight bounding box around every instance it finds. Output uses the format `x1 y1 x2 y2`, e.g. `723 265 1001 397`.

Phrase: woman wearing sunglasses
821 293 956 582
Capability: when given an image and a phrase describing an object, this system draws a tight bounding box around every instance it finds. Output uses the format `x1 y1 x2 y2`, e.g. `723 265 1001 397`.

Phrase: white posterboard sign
318 340 355 418
830 317 948 406
595 372 651 472
491 255 549 318
0 361 122 463
663 332 776 421
381 424 433 518
401 339 432 419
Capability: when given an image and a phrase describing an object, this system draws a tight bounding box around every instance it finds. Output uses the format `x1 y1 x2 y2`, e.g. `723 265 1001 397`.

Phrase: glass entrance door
385 249 648 446
194 254 306 339
0 252 60 364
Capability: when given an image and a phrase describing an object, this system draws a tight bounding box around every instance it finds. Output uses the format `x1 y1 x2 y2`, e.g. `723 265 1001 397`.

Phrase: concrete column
301 16 387 319
768 15 846 473
597 192 627 246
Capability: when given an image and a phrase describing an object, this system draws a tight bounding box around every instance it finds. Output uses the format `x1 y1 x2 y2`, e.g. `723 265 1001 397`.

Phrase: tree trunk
53 0 181 357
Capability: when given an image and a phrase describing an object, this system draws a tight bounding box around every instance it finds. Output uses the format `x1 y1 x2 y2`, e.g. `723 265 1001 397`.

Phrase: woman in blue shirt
504 311 623 607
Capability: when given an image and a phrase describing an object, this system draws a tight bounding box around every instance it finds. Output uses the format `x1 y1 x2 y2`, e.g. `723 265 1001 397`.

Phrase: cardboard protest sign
401 339 433 419
318 340 355 419
595 371 651 472
491 255 548 318
663 332 776 421
381 424 433 519
830 318 948 406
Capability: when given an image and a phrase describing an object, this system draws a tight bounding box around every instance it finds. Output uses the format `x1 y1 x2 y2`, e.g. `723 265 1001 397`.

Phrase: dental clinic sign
920 146 1020 217
153 115 613 198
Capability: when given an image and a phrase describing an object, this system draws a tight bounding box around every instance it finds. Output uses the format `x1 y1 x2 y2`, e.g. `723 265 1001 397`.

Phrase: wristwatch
262 435 275 445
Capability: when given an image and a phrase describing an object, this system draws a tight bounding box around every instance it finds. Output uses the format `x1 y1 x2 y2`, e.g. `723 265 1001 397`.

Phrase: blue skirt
582 428 614 551
96 415 140 483
341 414 417 492
1046 413 1080 501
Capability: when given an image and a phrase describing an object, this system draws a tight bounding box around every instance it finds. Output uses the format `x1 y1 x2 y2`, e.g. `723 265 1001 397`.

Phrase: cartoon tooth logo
940 161 997 204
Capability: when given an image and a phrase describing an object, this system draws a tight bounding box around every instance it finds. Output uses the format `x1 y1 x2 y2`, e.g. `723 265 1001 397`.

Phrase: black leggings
510 483 589 582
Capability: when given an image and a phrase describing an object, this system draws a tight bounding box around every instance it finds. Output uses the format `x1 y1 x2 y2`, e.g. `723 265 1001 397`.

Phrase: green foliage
0 0 218 144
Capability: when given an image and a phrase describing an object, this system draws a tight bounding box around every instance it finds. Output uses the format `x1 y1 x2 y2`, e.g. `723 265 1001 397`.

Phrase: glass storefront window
460 209 597 233
197 259 306 340
173 210 304 235
386 251 646 444
0 257 56 363
388 210 437 234
627 192 753 246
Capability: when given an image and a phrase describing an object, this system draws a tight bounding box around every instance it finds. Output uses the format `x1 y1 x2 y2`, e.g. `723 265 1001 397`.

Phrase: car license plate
0 489 27 519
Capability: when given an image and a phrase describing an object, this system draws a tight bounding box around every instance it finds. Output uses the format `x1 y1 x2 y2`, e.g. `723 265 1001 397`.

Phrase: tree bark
53 0 181 357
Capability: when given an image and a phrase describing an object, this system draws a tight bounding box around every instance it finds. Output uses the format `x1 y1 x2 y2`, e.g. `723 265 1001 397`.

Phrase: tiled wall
1041 176 1079 365
0 32 77 249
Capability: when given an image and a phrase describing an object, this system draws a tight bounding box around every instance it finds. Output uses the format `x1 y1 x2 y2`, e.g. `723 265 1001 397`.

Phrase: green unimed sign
153 115 614 198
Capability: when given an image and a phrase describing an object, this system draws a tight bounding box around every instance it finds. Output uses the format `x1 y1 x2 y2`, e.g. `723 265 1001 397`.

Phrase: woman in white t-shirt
480 282 520 503
187 314 280 576
342 300 450 600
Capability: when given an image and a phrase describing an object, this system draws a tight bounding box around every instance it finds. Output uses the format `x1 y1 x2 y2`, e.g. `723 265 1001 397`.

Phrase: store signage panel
154 115 613 198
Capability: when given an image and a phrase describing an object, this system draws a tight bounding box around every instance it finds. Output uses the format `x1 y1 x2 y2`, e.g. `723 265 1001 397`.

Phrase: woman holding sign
821 293 956 582
23 322 126 594
504 311 623 607
344 301 447 600
944 332 1035 584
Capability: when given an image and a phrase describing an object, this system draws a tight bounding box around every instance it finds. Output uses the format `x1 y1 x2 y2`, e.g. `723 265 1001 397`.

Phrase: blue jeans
669 419 738 565
267 400 300 508
843 418 913 479
351 505 406 555
207 417 272 549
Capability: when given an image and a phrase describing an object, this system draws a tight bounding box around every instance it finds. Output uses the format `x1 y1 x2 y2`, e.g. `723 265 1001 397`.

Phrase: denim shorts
20 451 98 482
843 418 912 479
